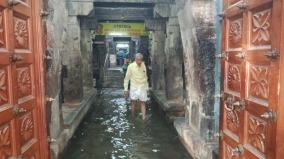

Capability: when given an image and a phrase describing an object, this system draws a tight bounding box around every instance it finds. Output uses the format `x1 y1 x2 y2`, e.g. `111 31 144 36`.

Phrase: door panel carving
0 10 5 48
16 66 32 99
19 112 34 145
13 16 29 50
245 113 267 155
0 124 12 159
228 17 243 50
251 9 272 47
248 64 269 103
226 62 241 94
0 68 8 106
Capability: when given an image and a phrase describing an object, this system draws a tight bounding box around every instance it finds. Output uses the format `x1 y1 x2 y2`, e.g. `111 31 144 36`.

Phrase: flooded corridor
61 89 192 159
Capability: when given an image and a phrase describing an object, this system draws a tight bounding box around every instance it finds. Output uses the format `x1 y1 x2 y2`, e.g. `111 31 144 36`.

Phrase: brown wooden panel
13 15 30 50
244 112 267 158
227 16 243 50
0 67 9 106
0 123 13 159
0 8 6 49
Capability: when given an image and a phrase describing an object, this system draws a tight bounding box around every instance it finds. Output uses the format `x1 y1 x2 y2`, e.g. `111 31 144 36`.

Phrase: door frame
276 0 284 158
32 0 49 158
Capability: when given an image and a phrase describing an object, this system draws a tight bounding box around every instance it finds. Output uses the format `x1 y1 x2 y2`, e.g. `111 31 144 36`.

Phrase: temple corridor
61 89 192 159
2 0 284 159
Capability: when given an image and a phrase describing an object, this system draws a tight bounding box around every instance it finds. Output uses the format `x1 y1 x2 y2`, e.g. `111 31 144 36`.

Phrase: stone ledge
174 117 218 159
151 90 185 112
50 88 96 159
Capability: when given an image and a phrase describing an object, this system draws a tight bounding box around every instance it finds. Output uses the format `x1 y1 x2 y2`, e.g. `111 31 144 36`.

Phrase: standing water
61 89 192 159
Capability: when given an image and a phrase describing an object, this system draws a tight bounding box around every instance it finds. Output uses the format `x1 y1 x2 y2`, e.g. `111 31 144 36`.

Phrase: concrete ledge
50 88 96 159
174 117 218 159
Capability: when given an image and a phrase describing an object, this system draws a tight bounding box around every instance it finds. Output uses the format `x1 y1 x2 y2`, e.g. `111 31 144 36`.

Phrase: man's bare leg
140 101 146 120
131 100 136 117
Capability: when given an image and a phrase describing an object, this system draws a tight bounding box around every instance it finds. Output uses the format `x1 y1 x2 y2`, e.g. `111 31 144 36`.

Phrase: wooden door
220 0 282 158
0 0 48 159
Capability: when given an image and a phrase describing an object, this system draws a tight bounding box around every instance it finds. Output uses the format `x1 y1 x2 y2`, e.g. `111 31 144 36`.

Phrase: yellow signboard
96 22 148 36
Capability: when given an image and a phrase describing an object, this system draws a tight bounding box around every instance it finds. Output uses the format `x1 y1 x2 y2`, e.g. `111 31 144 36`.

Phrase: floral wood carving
250 65 269 100
0 70 8 105
227 63 241 92
14 17 29 49
225 103 240 135
229 19 242 48
20 113 34 144
0 125 12 159
17 67 32 98
248 115 266 153
0 12 4 48
224 143 239 159
252 9 271 46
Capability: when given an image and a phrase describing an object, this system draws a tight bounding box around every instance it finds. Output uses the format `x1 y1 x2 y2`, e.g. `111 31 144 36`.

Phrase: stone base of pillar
50 88 96 159
150 90 185 121
174 117 218 159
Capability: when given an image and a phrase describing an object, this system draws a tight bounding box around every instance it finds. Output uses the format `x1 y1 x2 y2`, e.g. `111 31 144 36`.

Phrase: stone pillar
62 16 84 104
174 0 218 158
164 16 184 101
145 19 167 92
151 31 166 91
80 29 94 90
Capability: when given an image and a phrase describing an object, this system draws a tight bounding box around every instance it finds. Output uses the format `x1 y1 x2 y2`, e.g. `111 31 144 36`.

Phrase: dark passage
61 89 192 159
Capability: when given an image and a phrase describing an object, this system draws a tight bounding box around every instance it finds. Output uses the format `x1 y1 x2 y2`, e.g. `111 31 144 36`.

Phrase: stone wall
43 0 95 158
44 0 68 145
174 0 219 158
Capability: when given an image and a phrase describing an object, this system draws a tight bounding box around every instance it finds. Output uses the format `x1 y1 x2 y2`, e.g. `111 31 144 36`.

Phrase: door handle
9 54 23 63
8 0 26 6
261 110 277 121
13 104 27 116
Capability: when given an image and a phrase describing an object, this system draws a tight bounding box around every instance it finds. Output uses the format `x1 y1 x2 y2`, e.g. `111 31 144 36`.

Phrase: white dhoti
130 84 148 102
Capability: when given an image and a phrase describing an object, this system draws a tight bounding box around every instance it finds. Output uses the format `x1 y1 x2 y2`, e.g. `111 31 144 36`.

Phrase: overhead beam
90 7 153 20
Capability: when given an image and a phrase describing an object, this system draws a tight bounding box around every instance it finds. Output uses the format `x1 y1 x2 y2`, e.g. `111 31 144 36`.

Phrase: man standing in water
124 53 149 120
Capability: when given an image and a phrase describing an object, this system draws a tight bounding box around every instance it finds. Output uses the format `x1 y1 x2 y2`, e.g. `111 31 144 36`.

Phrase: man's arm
124 65 131 91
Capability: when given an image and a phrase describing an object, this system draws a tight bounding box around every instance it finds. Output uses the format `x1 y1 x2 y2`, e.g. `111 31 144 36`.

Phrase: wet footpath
61 88 192 159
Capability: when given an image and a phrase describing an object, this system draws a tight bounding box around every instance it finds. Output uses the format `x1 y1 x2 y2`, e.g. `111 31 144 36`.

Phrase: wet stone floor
62 89 192 159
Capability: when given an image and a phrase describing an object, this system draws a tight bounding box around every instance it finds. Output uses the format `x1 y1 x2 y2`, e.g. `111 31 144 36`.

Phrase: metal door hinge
10 54 23 63
46 97 55 102
236 1 248 11
232 145 244 156
215 131 224 140
218 12 226 20
8 0 25 6
236 51 246 59
214 91 224 99
261 109 277 122
40 9 49 17
216 51 228 61
265 48 280 60
48 136 57 143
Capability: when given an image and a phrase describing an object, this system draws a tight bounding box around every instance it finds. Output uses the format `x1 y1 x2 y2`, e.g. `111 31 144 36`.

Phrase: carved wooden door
220 0 281 159
0 0 47 158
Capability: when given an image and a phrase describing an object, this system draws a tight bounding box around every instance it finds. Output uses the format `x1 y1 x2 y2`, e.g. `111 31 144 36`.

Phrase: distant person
124 53 149 120
117 50 125 66
122 59 130 77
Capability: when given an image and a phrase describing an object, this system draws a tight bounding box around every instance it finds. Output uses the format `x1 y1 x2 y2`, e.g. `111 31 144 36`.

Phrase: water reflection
62 89 192 159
